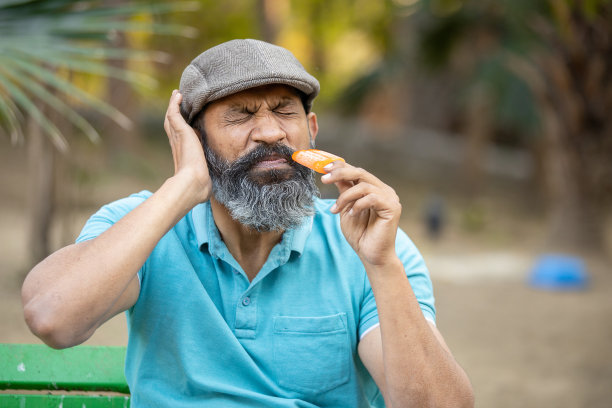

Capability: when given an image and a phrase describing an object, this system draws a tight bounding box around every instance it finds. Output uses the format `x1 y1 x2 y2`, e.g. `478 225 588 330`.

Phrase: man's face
197 85 320 232
201 84 318 166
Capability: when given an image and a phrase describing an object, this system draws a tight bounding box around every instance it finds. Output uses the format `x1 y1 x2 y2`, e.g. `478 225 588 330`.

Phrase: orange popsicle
292 149 345 173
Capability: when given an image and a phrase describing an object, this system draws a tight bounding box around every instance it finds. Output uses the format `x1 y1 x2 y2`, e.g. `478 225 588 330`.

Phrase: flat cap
179 39 320 124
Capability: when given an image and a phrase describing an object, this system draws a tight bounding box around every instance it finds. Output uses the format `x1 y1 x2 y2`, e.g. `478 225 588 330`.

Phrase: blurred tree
416 0 611 252
148 0 396 109
104 0 139 155
527 1 611 253
140 0 261 107
341 0 610 253
0 0 196 269
256 0 280 43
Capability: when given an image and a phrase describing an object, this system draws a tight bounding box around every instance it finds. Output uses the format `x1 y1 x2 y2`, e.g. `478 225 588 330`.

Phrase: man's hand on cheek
163 90 212 205
320 161 402 268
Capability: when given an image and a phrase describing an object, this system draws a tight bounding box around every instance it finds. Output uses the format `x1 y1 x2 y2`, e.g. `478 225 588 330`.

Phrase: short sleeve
358 228 436 339
76 191 153 281
76 191 152 243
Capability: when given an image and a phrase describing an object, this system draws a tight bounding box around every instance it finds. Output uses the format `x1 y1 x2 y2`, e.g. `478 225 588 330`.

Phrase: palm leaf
1 60 101 145
0 94 23 144
0 73 68 151
0 0 198 151
52 21 198 38
8 57 133 130
5 38 171 62
9 47 158 88
65 1 200 18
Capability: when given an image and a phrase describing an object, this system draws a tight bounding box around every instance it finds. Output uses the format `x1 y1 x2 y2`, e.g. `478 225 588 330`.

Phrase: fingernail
330 203 338 213
172 89 177 95
321 173 331 181
323 163 334 172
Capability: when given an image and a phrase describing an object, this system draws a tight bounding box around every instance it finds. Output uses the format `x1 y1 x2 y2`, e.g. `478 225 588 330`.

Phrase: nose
250 113 286 145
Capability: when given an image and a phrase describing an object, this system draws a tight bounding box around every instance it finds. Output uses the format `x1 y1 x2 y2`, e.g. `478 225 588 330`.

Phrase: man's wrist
362 255 405 281
157 174 206 220
168 170 210 207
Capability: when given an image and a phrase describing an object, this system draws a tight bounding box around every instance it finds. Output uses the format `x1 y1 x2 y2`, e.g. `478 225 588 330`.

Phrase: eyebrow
224 96 298 115
271 97 298 109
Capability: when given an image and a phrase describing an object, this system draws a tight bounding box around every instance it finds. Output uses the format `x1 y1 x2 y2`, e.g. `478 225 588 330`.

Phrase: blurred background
1 0 610 407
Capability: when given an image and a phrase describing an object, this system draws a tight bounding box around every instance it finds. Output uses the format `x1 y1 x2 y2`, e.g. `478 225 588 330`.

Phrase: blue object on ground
528 254 589 290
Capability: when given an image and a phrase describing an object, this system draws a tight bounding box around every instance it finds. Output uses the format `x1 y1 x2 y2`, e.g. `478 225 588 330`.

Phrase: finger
164 115 172 140
165 89 178 119
345 193 401 225
164 90 179 137
166 89 179 111
166 91 188 131
322 161 384 191
337 182 400 216
331 182 374 214
349 194 383 215
321 160 353 194
334 179 354 196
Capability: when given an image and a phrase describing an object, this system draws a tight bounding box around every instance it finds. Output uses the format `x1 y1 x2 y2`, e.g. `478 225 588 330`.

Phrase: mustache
235 143 296 170
205 142 305 180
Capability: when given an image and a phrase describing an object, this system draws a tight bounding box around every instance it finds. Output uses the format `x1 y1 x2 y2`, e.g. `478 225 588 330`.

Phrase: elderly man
22 39 473 407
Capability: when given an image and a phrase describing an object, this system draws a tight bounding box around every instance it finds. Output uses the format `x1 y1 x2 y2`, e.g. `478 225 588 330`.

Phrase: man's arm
22 91 210 349
321 162 474 408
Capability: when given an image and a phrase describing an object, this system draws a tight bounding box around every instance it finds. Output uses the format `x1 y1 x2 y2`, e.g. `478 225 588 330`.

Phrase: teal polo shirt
77 191 435 407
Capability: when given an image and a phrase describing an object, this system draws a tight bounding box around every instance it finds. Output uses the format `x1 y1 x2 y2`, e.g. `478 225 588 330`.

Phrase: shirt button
242 296 251 306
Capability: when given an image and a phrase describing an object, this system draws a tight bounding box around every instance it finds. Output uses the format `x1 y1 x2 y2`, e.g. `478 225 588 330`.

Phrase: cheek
285 123 312 148
207 132 246 161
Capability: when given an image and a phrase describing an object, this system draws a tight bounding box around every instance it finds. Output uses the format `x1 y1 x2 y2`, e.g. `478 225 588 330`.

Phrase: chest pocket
273 313 351 395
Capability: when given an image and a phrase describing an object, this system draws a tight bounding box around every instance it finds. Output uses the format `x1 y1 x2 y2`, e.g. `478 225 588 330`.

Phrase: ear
307 112 319 142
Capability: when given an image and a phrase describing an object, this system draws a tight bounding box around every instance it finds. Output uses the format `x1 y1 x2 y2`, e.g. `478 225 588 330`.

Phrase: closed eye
271 97 301 116
224 113 251 125
274 109 298 117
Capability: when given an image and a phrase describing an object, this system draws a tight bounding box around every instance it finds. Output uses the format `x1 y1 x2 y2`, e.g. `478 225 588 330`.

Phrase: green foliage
418 10 470 69
145 0 261 97
415 0 554 136
0 0 196 152
145 0 399 110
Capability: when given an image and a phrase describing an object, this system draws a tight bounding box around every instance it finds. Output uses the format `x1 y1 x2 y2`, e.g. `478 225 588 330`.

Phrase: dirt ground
1 140 611 408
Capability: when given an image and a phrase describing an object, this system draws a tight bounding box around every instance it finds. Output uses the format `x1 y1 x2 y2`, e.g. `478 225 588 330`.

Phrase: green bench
0 343 130 407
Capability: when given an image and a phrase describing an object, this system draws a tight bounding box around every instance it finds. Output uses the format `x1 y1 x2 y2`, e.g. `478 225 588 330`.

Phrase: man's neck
210 198 284 281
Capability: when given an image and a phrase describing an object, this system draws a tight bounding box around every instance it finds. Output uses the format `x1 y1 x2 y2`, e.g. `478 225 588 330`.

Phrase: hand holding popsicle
295 149 402 268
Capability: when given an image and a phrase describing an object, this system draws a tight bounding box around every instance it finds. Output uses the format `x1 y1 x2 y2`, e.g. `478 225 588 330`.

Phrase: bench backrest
0 343 130 407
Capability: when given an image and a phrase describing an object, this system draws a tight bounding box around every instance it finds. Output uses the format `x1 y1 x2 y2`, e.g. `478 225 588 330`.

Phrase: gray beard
203 142 319 232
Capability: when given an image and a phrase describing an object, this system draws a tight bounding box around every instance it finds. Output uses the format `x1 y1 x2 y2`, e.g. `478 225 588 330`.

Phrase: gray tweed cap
179 39 320 124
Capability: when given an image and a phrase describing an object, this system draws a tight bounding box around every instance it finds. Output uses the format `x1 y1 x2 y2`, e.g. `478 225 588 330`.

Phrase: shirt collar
191 202 212 251
191 202 314 256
